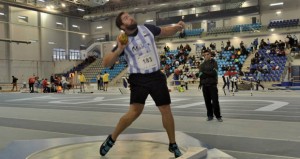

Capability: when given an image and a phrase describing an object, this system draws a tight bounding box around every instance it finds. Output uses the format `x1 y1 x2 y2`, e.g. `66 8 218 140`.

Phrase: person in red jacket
28 75 36 93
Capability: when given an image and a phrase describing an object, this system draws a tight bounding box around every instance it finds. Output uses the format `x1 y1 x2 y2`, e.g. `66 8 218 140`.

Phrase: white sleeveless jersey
124 25 160 74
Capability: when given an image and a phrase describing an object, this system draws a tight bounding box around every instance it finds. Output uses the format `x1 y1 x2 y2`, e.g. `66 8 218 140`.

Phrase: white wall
0 5 94 83
0 22 7 59
8 7 40 80
90 19 112 39
54 61 81 73
0 60 9 82
0 22 6 38
212 14 260 29
10 7 38 26
136 11 156 25
10 25 39 60
230 15 259 25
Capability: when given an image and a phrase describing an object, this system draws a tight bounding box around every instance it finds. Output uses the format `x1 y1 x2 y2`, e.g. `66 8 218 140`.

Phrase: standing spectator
102 71 110 91
11 76 18 91
28 75 35 93
61 76 69 93
78 72 86 92
256 69 264 90
293 34 298 46
50 74 55 86
240 41 244 48
222 75 230 92
97 73 103 90
285 35 290 49
199 50 223 122
231 75 238 92
42 78 50 93
221 41 224 50
262 64 269 73
100 12 184 158
253 38 258 50
226 40 231 47
182 73 188 90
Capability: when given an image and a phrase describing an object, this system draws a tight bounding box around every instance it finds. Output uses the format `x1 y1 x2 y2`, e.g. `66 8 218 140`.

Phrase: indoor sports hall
0 0 300 159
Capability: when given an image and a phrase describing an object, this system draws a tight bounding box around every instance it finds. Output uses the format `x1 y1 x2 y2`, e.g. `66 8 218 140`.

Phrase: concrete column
38 12 42 77
66 17 69 60
7 5 11 82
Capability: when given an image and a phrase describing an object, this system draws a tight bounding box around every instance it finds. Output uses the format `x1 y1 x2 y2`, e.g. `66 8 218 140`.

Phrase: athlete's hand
116 34 128 50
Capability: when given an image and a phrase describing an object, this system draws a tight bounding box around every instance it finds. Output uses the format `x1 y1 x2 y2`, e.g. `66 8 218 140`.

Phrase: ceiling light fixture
96 26 103 29
18 16 27 19
77 8 85 12
72 25 78 28
270 2 284 6
0 12 4 16
145 20 153 22
48 41 56 45
46 5 55 10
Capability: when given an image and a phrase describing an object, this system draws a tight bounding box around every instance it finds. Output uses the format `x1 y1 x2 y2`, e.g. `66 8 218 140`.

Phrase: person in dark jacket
11 76 18 91
199 50 223 122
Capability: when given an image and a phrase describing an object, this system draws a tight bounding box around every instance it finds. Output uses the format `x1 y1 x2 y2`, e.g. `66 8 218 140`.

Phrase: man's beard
127 22 137 31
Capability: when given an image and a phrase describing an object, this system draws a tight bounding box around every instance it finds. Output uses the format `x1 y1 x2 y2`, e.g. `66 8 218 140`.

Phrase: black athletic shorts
128 70 171 106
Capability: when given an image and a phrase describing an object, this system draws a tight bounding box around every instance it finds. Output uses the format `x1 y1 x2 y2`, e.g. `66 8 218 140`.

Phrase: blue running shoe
99 135 115 156
169 143 182 158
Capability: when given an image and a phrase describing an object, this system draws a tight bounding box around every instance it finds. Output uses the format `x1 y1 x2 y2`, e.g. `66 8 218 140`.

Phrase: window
53 49 81 61
53 48 66 61
71 24 80 31
18 15 28 23
69 49 81 60
56 22 65 29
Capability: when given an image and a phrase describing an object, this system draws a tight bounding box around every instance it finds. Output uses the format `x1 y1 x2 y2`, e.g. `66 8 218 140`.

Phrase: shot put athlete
100 12 185 158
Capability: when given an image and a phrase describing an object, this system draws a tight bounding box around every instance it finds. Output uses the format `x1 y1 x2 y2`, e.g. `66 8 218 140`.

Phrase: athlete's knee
158 104 172 114
128 103 144 117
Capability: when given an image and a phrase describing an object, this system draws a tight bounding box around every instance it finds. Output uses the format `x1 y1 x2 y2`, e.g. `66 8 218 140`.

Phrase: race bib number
137 54 156 69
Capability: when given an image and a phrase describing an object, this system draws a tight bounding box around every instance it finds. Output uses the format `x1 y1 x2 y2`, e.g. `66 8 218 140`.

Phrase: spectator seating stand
244 49 287 82
268 19 299 29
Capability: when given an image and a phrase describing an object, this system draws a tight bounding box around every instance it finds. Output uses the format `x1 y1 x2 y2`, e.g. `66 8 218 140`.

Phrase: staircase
81 58 103 82
241 52 255 72
81 42 101 56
